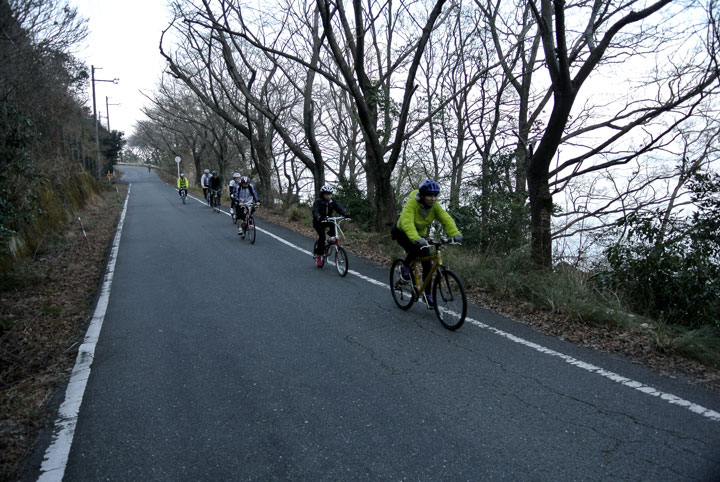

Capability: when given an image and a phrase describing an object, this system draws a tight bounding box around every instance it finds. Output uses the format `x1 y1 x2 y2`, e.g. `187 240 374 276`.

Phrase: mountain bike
237 202 257 244
313 217 350 277
210 189 221 213
389 239 467 330
178 188 187 204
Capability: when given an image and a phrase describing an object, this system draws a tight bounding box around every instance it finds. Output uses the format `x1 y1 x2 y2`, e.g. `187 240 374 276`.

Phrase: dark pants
236 204 255 224
314 220 336 255
392 226 431 294
210 189 221 205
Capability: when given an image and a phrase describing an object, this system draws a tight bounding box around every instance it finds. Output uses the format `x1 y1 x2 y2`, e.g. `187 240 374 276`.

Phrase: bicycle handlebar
430 238 462 246
321 216 350 222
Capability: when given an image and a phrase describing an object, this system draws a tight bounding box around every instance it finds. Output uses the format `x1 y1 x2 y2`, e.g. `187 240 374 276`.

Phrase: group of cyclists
176 170 462 306
184 169 261 236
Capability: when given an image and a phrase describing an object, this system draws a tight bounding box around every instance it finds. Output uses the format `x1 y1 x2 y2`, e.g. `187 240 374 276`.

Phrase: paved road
27 167 720 480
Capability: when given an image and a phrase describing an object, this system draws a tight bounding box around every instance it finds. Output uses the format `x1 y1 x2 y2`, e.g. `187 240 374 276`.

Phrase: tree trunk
480 153 490 251
366 151 397 230
526 84 575 267
253 124 274 205
527 172 553 268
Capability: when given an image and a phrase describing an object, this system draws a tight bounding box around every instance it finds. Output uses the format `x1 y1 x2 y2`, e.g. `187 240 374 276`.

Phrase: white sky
70 0 173 136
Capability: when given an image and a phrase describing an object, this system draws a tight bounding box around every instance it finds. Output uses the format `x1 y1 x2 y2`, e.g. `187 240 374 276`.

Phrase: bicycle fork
413 262 440 309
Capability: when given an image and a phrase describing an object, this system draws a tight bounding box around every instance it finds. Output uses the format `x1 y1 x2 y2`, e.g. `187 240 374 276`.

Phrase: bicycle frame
316 217 350 276
410 249 443 296
323 216 347 249
407 240 460 302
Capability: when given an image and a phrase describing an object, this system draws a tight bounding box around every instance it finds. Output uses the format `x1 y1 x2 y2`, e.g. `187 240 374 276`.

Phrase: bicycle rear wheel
247 217 256 244
433 269 467 330
390 259 414 310
333 246 348 277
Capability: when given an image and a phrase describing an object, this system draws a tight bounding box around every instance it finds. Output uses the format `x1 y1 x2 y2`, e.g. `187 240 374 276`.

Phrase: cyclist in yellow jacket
391 180 462 306
177 172 189 198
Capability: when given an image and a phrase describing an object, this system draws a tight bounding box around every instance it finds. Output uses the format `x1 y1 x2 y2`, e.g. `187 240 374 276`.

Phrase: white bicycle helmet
320 184 334 194
233 172 241 178
204 169 210 174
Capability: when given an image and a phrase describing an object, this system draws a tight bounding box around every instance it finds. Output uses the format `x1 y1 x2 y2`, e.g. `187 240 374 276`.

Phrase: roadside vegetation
1 2 128 479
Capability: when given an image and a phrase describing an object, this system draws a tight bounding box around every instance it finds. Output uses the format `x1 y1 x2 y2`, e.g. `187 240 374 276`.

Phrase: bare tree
160 0 331 203
315 0 453 228
521 0 719 267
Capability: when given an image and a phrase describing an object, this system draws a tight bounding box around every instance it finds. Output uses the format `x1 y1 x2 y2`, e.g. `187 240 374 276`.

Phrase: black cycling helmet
419 180 440 196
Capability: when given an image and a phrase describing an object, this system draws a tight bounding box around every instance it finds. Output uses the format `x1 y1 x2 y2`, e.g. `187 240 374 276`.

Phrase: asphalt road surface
26 166 720 481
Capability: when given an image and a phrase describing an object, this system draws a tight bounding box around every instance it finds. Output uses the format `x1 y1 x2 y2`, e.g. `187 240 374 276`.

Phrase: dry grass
0 183 127 481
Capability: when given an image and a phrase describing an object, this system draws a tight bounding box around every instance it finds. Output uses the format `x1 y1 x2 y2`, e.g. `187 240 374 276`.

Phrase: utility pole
91 65 118 178
106 96 120 131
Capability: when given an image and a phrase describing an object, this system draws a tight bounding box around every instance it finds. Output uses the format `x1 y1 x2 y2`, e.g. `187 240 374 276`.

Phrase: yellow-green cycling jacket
396 190 460 242
177 177 189 188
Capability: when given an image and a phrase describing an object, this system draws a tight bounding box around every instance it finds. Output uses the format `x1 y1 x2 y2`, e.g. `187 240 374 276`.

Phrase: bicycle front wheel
390 259 414 310
247 217 256 244
333 246 348 277
433 269 467 330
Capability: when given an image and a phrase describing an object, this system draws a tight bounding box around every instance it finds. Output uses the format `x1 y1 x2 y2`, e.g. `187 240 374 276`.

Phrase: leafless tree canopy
140 0 719 264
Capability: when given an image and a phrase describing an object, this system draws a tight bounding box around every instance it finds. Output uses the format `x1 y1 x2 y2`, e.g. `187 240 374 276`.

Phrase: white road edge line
210 200 720 422
37 184 132 481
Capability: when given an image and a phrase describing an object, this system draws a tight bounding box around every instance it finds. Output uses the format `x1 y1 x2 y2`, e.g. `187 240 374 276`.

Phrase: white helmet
179 172 185 177
203 169 210 174
320 184 334 194
233 172 241 178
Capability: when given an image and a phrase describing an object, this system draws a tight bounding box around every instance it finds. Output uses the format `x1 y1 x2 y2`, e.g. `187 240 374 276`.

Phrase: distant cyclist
177 172 188 198
200 169 211 203
232 176 260 235
312 185 349 266
391 180 462 306
208 170 223 206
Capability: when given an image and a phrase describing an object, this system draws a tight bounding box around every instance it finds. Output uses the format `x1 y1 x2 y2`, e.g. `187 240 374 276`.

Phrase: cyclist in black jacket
208 171 223 206
312 185 349 266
